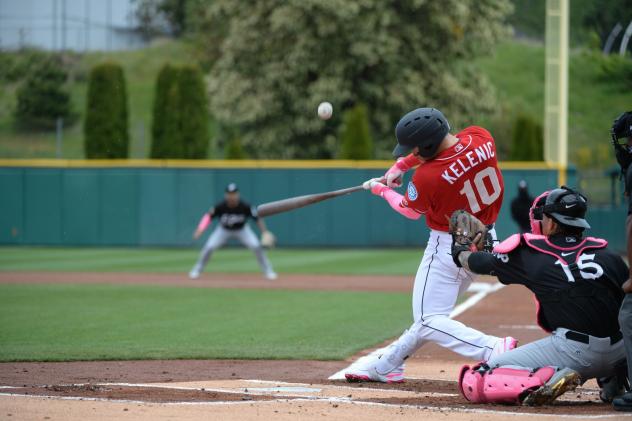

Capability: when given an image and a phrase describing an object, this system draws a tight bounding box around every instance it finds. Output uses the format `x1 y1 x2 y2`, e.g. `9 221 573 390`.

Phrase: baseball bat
256 185 365 217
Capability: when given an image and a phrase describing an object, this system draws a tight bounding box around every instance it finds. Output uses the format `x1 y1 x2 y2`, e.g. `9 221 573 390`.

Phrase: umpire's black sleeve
467 252 496 275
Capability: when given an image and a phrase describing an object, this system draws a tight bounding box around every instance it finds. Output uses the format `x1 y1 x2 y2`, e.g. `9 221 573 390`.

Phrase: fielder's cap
393 107 450 158
542 186 590 229
225 183 239 193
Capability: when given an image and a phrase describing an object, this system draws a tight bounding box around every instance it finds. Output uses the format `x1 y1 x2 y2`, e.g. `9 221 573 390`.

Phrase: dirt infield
0 272 627 420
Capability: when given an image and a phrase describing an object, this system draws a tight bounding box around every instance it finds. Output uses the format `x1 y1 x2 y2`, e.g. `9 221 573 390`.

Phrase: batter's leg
190 226 230 278
374 231 504 376
238 225 276 280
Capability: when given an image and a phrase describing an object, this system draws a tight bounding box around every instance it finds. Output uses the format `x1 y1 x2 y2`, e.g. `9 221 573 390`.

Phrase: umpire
453 186 628 405
611 111 632 411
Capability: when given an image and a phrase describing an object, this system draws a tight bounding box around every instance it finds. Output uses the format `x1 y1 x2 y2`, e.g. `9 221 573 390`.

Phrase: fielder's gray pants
619 294 632 381
192 225 274 275
486 328 625 382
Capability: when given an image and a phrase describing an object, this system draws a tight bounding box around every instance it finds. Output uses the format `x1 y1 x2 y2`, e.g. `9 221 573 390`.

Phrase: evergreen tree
150 64 180 158
178 65 209 158
225 137 246 159
14 58 74 130
84 62 129 158
339 104 373 160
510 114 543 161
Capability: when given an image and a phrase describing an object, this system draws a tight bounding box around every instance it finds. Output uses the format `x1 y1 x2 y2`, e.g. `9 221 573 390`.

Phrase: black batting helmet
393 108 450 158
541 186 590 230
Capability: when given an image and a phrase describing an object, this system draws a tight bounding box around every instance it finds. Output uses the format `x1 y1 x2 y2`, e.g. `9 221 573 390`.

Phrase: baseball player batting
345 107 516 383
452 187 628 405
189 183 277 280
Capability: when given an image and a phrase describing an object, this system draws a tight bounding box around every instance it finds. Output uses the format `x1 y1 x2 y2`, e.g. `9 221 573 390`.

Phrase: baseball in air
318 102 333 120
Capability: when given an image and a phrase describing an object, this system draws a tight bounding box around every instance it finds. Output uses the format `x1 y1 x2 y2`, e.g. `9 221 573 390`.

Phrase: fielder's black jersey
210 201 258 230
488 234 628 337
625 165 632 214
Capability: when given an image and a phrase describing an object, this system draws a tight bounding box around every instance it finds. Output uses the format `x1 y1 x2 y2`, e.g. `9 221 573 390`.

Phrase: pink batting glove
362 177 388 196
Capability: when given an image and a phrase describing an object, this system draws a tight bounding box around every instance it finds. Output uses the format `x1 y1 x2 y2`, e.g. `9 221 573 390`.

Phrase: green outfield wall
3 160 621 249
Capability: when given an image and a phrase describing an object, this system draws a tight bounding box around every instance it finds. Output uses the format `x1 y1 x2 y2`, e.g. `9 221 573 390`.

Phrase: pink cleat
345 364 404 384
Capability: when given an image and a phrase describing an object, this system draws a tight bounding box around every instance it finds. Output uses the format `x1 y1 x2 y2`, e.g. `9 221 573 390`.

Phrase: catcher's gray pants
619 294 632 381
487 327 625 382
192 225 274 275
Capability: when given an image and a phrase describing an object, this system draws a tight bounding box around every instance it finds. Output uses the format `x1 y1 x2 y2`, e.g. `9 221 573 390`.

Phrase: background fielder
345 107 516 384
189 183 277 280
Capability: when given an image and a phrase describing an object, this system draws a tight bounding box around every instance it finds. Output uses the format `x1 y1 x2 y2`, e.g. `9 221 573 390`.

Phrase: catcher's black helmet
541 186 590 230
393 108 450 158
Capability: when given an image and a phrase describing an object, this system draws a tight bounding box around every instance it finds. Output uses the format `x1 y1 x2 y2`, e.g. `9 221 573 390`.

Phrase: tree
339 103 373 160
195 0 512 158
150 64 209 159
177 65 209 158
133 0 190 37
509 114 543 161
150 64 180 158
14 58 74 130
84 62 129 158
225 137 246 159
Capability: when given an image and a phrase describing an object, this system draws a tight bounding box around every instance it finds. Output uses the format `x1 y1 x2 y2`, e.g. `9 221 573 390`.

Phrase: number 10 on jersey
459 167 502 213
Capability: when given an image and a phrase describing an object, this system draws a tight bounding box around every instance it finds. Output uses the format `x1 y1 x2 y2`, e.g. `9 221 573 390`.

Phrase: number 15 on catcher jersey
404 126 504 231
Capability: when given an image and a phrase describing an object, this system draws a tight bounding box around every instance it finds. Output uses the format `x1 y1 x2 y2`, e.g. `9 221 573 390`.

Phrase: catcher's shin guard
458 363 556 405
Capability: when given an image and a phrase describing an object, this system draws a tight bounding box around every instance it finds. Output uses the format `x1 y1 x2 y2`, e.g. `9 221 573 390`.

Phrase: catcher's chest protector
522 234 607 265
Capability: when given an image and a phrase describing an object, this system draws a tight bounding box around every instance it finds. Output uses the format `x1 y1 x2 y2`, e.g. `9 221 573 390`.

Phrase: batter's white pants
375 230 501 374
192 225 274 275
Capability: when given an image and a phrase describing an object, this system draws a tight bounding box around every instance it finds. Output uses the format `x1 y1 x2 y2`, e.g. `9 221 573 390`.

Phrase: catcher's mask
611 111 632 173
529 190 549 235
542 186 590 230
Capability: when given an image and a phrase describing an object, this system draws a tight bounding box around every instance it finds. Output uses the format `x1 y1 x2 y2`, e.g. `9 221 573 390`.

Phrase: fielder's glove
261 231 276 248
448 210 490 267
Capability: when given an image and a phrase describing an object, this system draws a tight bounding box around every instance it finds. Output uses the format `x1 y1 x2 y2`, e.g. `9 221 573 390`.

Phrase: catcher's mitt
261 231 276 248
448 210 489 252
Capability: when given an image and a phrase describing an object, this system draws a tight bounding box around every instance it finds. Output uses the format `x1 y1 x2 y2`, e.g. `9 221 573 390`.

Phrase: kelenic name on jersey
441 141 496 185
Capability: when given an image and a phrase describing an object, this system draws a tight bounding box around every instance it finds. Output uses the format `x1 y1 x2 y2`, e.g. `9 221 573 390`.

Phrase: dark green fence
2 163 612 248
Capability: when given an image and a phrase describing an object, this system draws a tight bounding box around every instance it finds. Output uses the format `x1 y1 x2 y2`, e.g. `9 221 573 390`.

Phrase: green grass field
0 283 410 362
0 247 423 275
0 247 421 361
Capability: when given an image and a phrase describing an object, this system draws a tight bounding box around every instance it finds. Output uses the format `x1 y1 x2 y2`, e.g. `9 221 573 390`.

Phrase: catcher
189 183 277 280
449 186 628 405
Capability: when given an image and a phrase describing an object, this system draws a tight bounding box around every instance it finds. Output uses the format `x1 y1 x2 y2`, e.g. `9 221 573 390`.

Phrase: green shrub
150 64 180 158
177 65 209 158
84 62 129 158
151 64 209 158
14 57 74 130
509 114 543 161
225 137 245 159
599 54 632 88
339 104 374 160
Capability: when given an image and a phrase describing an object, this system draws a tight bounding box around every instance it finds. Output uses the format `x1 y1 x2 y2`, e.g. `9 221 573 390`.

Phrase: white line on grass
328 281 505 380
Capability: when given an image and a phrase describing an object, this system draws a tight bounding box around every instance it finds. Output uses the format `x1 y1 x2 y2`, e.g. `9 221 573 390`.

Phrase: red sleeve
403 178 428 214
